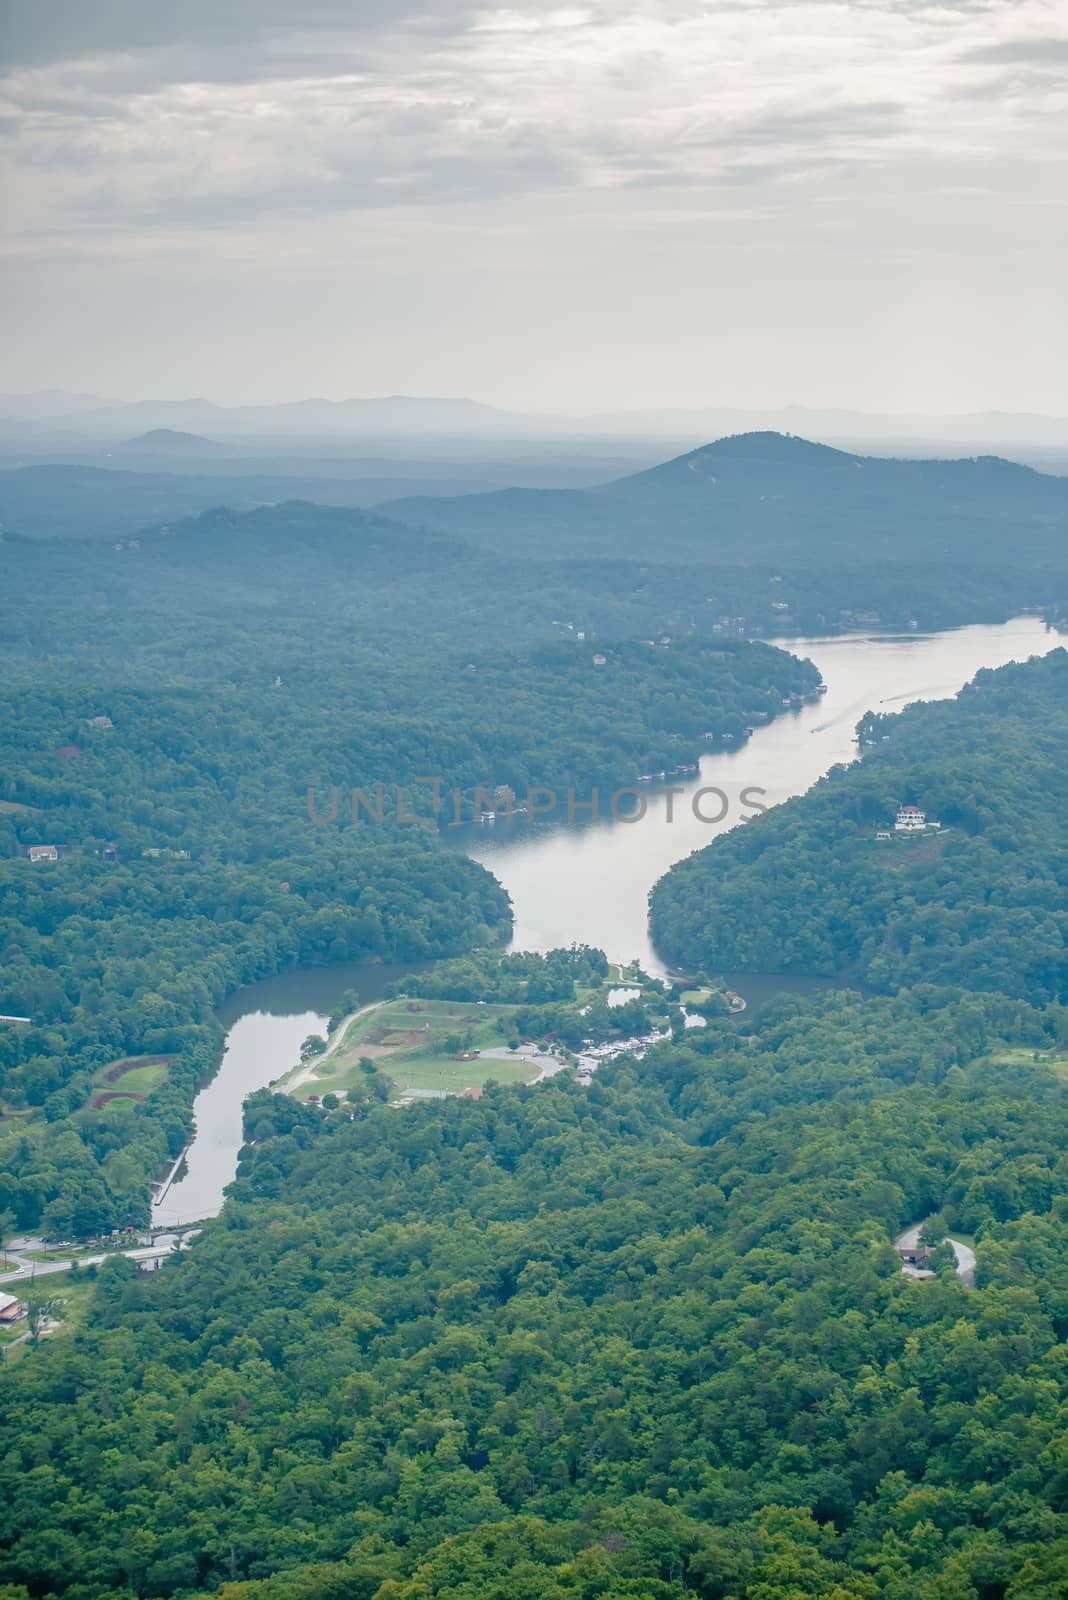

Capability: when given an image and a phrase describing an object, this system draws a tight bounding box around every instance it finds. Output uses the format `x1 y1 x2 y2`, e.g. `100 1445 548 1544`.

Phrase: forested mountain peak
383 430 1068 582
631 430 854 480
609 430 1051 493
121 428 220 453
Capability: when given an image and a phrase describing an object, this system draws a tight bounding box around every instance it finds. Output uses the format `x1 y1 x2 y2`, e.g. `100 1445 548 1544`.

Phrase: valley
2 431 1067 1600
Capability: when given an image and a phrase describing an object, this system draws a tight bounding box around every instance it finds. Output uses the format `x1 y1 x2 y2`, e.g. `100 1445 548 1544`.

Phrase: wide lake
151 617 1065 1226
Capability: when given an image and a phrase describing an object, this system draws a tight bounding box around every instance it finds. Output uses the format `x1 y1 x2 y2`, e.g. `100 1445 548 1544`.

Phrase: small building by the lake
0 1292 27 1325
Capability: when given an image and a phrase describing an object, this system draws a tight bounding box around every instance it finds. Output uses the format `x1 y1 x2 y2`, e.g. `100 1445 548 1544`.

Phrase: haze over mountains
386 431 1068 567
3 430 1067 577
4 429 1066 647
120 429 224 455
0 392 550 440
2 390 1067 469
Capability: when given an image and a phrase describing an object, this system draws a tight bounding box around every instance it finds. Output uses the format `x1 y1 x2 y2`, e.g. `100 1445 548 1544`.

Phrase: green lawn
290 997 546 1101
0 1270 96 1364
88 1054 173 1108
20 1244 104 1264
679 986 717 1007
989 1046 1068 1082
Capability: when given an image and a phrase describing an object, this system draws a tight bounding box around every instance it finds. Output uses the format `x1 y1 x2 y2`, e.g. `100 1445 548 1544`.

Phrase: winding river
151 617 1065 1227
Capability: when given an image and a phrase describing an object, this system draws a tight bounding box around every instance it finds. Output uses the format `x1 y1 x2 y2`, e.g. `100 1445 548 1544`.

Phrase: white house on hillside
895 805 926 832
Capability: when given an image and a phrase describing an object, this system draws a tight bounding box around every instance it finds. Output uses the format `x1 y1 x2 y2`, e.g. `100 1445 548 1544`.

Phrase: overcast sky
1 0 1066 415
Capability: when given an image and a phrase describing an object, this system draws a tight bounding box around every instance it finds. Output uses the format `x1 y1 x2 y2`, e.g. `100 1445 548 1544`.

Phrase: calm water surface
151 961 423 1226
463 618 1065 973
153 617 1065 1225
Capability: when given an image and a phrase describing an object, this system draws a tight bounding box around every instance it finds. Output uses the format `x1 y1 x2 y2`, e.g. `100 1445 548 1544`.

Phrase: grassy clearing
87 1054 173 1109
988 1046 1068 1082
679 986 717 1007
292 997 544 1101
386 1053 541 1097
0 1104 35 1125
0 1270 96 1364
20 1245 101 1264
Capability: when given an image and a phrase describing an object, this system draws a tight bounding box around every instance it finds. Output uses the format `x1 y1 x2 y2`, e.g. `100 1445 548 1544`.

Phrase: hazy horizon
3 388 1068 425
3 2 1067 416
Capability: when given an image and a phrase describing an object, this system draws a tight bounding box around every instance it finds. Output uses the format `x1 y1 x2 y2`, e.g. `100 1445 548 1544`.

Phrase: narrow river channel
151 617 1065 1227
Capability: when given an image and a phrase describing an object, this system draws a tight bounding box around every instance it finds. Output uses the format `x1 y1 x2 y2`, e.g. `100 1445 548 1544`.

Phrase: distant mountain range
0 389 124 421
1 391 1066 459
0 392 555 439
5 431 1066 637
3 431 1066 566
383 430 1068 568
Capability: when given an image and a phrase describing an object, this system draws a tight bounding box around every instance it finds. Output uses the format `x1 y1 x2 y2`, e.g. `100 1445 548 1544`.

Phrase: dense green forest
3 450 1067 1599
1 979 1065 1598
0 655 1066 1598
650 650 1068 1001
0 492 816 1233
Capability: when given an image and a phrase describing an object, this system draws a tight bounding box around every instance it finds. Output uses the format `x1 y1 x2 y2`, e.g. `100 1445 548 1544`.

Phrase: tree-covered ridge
3 476 1064 652
0 636 817 858
650 649 1068 1000
0 986 1065 1599
386 430 1068 571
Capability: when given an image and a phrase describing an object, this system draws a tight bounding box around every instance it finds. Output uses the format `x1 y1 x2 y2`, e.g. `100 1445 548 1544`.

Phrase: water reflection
458 619 1065 973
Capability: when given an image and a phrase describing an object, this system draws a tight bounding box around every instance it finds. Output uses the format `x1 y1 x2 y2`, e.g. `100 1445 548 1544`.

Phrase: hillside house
592 653 607 667
895 805 926 832
28 845 58 863
86 715 114 729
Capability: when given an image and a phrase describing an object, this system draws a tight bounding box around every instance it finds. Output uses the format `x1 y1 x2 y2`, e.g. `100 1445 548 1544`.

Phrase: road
478 1044 569 1082
0 1233 199 1288
895 1223 976 1288
276 999 388 1093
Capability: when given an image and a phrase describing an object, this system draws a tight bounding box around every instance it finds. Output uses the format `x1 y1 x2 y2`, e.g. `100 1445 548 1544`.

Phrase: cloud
1 0 1065 253
956 36 1068 66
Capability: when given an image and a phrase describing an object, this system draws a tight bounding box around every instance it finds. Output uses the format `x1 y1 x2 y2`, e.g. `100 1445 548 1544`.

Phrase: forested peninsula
651 650 1068 1001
